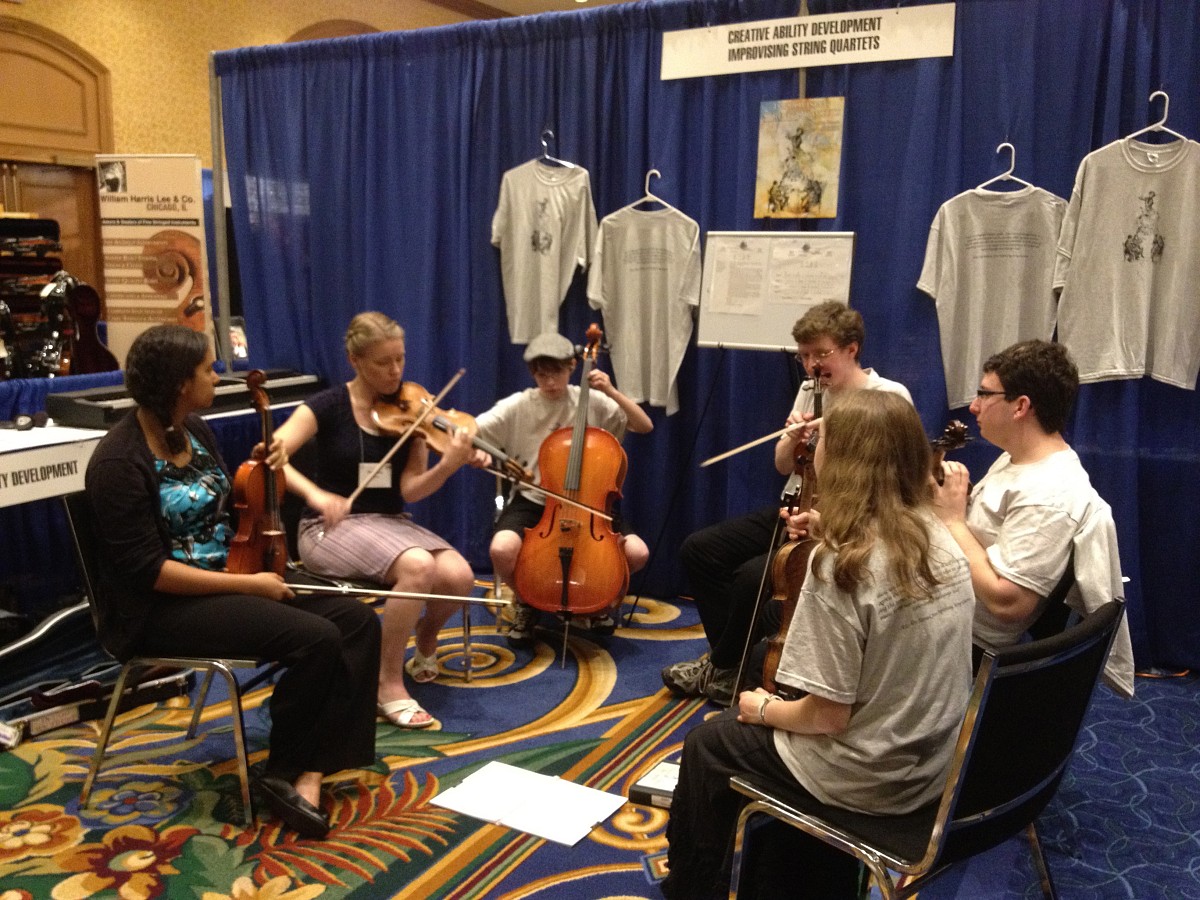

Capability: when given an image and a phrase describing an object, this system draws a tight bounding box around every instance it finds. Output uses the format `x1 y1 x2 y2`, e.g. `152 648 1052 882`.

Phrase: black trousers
680 505 780 669
135 591 380 782
663 708 861 900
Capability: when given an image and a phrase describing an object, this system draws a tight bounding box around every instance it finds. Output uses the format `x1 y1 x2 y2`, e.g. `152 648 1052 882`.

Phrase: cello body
513 327 630 618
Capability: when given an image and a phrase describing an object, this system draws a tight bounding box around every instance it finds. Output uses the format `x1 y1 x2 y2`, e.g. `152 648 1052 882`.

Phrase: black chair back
62 491 120 659
933 599 1125 868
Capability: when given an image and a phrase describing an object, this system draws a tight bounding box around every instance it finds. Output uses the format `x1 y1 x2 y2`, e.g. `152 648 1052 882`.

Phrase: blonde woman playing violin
275 311 486 730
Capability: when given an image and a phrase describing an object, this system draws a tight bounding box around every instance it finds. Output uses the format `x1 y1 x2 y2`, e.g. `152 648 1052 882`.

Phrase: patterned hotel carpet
0 594 1197 899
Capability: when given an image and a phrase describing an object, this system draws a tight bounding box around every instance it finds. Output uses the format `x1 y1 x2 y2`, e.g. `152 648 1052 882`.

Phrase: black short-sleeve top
303 384 412 517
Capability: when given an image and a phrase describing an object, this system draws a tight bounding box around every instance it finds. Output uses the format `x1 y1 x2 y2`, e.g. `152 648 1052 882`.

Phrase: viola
514 325 630 618
371 382 530 483
226 370 288 577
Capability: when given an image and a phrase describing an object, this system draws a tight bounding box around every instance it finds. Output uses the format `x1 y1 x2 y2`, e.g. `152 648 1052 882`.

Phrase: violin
226 370 288 577
514 325 630 619
371 382 529 482
759 371 823 698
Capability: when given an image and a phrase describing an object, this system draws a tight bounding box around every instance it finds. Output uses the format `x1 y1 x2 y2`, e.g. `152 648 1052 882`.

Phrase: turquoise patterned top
155 432 233 571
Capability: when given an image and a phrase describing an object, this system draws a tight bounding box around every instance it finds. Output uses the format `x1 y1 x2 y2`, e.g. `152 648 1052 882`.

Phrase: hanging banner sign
661 3 955 80
95 154 210 366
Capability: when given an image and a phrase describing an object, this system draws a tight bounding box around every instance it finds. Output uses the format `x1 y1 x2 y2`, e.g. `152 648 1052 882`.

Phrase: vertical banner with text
95 154 210 366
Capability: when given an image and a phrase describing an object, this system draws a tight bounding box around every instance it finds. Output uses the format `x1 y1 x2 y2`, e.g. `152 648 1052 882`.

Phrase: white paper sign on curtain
661 3 955 81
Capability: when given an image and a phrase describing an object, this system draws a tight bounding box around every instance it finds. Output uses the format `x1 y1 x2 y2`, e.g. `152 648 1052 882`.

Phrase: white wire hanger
1125 90 1186 143
622 168 678 212
537 128 576 168
975 142 1033 191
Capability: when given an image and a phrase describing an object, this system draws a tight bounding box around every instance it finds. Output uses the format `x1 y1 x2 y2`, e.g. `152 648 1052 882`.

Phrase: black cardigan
84 410 229 660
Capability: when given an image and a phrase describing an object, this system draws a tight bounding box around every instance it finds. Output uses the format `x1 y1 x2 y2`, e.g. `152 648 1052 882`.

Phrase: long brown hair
811 391 940 599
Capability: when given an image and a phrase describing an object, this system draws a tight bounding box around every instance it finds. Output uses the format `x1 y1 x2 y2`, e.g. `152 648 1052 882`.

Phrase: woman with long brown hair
663 391 976 898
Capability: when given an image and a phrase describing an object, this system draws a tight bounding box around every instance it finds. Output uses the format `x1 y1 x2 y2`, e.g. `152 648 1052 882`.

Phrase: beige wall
2 0 469 167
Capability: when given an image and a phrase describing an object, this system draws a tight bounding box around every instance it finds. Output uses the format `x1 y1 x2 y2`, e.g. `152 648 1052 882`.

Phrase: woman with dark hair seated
662 391 976 898
84 324 380 839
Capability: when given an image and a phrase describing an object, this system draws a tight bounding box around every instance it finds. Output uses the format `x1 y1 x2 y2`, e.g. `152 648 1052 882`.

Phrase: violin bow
344 367 465 509
289 580 510 607
700 420 808 468
490 468 615 523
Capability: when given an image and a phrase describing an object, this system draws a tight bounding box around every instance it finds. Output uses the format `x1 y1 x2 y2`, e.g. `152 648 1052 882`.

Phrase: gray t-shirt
475 384 627 502
772 515 974 815
966 447 1095 646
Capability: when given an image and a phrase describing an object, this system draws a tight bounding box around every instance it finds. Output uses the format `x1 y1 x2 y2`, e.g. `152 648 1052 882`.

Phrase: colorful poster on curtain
95 154 209 365
755 97 844 219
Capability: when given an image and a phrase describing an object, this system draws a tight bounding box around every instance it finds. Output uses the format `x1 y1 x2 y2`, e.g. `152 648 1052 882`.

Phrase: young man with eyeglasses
663 302 911 704
932 339 1091 646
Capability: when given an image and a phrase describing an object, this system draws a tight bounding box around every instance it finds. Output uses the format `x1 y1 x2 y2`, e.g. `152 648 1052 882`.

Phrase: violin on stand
514 325 629 661
226 370 288 577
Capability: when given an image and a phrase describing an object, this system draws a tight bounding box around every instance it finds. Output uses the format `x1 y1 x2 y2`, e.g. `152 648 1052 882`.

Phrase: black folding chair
729 599 1127 900
64 491 261 825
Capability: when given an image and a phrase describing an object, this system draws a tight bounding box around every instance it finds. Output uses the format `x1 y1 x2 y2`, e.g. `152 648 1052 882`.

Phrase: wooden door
2 161 103 292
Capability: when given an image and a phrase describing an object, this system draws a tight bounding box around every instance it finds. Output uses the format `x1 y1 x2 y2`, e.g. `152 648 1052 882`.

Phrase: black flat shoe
257 775 330 839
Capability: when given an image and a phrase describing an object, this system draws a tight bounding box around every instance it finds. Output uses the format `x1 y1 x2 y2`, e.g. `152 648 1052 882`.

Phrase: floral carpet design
1 595 1196 899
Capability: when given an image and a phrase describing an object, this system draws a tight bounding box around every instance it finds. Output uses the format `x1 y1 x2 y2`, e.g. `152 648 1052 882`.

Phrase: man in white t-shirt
933 340 1096 645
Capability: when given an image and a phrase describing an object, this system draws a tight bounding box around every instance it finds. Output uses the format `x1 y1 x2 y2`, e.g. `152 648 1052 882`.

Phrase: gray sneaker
507 603 539 649
702 664 738 706
661 653 714 697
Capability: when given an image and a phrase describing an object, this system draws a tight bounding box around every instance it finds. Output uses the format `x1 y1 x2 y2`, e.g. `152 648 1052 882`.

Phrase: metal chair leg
80 661 137 807
1026 822 1058 900
462 602 473 683
212 661 254 824
188 668 216 738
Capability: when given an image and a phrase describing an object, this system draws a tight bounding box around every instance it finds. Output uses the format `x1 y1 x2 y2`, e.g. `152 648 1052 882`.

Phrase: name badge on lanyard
358 461 392 489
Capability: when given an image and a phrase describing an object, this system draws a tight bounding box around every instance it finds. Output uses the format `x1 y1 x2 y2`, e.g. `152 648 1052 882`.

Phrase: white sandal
376 698 436 729
404 647 439 684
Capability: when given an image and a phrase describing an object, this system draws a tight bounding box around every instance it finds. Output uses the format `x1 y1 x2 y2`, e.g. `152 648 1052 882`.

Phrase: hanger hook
1148 90 1169 129
541 128 555 155
644 168 661 195
995 141 1016 178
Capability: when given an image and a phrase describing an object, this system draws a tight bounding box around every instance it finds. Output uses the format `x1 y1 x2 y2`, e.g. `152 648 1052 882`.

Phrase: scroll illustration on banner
94 154 210 366
755 97 844 219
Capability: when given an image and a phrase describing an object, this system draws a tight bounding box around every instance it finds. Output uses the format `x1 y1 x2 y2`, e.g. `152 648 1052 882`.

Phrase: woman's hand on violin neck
781 507 816 541
252 437 289 471
438 426 476 469
469 448 493 470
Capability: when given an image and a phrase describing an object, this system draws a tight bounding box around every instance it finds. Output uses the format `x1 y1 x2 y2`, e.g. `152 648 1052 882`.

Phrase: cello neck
566 326 603 494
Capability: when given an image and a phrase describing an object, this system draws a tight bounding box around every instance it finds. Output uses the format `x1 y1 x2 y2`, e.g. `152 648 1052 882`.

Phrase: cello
226 370 288 577
513 325 630 623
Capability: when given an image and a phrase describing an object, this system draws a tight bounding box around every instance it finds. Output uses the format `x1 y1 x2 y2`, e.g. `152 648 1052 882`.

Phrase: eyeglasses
974 388 1010 399
795 347 837 365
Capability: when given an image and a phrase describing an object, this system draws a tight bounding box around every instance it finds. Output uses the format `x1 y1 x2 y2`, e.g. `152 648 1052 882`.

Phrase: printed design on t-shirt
530 198 553 255
766 126 825 215
1123 191 1164 263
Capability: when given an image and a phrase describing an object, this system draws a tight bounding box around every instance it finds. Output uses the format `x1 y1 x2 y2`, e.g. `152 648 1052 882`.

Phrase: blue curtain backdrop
212 0 1200 671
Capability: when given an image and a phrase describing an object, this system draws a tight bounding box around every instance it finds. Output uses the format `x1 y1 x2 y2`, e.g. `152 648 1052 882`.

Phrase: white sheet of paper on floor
431 760 627 846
